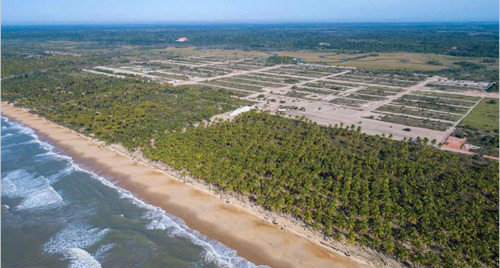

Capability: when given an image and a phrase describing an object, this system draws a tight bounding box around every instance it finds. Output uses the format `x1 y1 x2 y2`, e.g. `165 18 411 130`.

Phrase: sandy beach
2 103 394 268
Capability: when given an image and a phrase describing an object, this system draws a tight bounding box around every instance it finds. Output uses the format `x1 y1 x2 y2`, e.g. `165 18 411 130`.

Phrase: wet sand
2 103 365 268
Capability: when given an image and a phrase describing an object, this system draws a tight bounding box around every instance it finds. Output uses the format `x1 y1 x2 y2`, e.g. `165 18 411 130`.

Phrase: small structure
229 106 255 117
176 37 189 42
319 42 330 46
142 67 153 73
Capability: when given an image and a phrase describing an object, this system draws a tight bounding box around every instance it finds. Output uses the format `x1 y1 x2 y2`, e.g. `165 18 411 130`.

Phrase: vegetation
426 60 442 66
1 56 109 77
3 23 498 57
2 70 248 149
266 56 298 65
142 112 498 267
453 98 499 156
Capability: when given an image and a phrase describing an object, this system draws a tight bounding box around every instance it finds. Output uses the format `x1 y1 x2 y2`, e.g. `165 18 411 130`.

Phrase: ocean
1 117 263 268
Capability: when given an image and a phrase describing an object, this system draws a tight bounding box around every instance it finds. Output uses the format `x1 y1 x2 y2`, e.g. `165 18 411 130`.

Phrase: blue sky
3 0 499 24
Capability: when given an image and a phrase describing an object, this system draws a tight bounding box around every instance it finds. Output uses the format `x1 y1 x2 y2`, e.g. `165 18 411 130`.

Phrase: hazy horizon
3 0 499 25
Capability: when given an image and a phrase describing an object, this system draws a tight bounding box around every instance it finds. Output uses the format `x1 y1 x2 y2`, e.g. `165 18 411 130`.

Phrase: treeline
266 55 298 65
1 56 110 78
1 70 247 149
142 112 498 267
2 23 498 57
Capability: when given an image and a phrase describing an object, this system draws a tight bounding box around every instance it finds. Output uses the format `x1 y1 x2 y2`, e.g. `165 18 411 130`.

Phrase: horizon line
2 20 499 26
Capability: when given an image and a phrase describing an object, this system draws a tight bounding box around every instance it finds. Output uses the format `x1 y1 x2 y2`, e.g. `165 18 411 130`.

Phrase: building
176 37 189 42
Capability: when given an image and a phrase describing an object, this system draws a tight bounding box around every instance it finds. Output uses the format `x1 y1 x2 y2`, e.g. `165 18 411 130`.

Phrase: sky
2 0 499 24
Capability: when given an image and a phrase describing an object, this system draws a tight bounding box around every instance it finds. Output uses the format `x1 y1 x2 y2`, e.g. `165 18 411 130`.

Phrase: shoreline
2 102 399 268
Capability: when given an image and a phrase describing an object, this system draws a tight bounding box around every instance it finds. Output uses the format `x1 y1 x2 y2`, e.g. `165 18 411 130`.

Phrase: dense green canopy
144 112 498 267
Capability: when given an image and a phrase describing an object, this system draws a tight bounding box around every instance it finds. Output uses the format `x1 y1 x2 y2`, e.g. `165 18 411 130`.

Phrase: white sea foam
46 166 75 184
2 133 13 138
2 139 38 149
17 185 64 210
44 224 107 268
43 222 109 254
1 119 54 151
72 164 265 267
63 248 102 268
1 169 64 211
19 127 35 135
1 177 18 196
1 169 36 198
146 219 167 230
35 151 73 163
94 244 115 262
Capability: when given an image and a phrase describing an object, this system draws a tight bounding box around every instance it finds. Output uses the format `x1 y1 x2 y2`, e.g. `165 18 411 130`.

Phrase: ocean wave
64 248 102 268
43 223 108 268
34 151 73 163
94 243 115 262
43 222 109 255
46 166 75 184
1 119 54 151
72 163 266 267
1 169 64 211
1 132 14 138
1 139 38 149
17 185 64 210
1 177 18 196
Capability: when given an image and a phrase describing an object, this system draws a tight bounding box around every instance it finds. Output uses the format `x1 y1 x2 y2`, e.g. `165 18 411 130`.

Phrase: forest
1 70 248 149
2 22 499 57
143 112 498 267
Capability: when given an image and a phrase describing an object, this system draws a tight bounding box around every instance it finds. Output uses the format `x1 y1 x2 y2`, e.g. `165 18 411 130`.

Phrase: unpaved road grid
88 55 498 151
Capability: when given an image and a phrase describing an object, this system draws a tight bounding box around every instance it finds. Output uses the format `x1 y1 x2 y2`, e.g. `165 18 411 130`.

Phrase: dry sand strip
1 103 367 268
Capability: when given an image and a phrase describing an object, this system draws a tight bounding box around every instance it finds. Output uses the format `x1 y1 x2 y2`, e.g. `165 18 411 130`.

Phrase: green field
271 51 499 71
461 98 499 131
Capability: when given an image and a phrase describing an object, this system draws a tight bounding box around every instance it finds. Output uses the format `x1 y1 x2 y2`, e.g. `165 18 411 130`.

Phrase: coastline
1 102 399 268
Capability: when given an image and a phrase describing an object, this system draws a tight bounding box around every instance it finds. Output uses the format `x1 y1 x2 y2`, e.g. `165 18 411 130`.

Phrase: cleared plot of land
345 93 387 102
372 113 454 131
205 80 264 92
89 53 494 146
376 105 462 122
268 65 347 78
402 94 477 107
335 73 419 87
221 77 286 88
413 90 482 101
303 81 354 91
392 96 470 114
244 72 312 81
289 86 338 95
355 88 400 96
329 98 368 107
236 74 306 84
